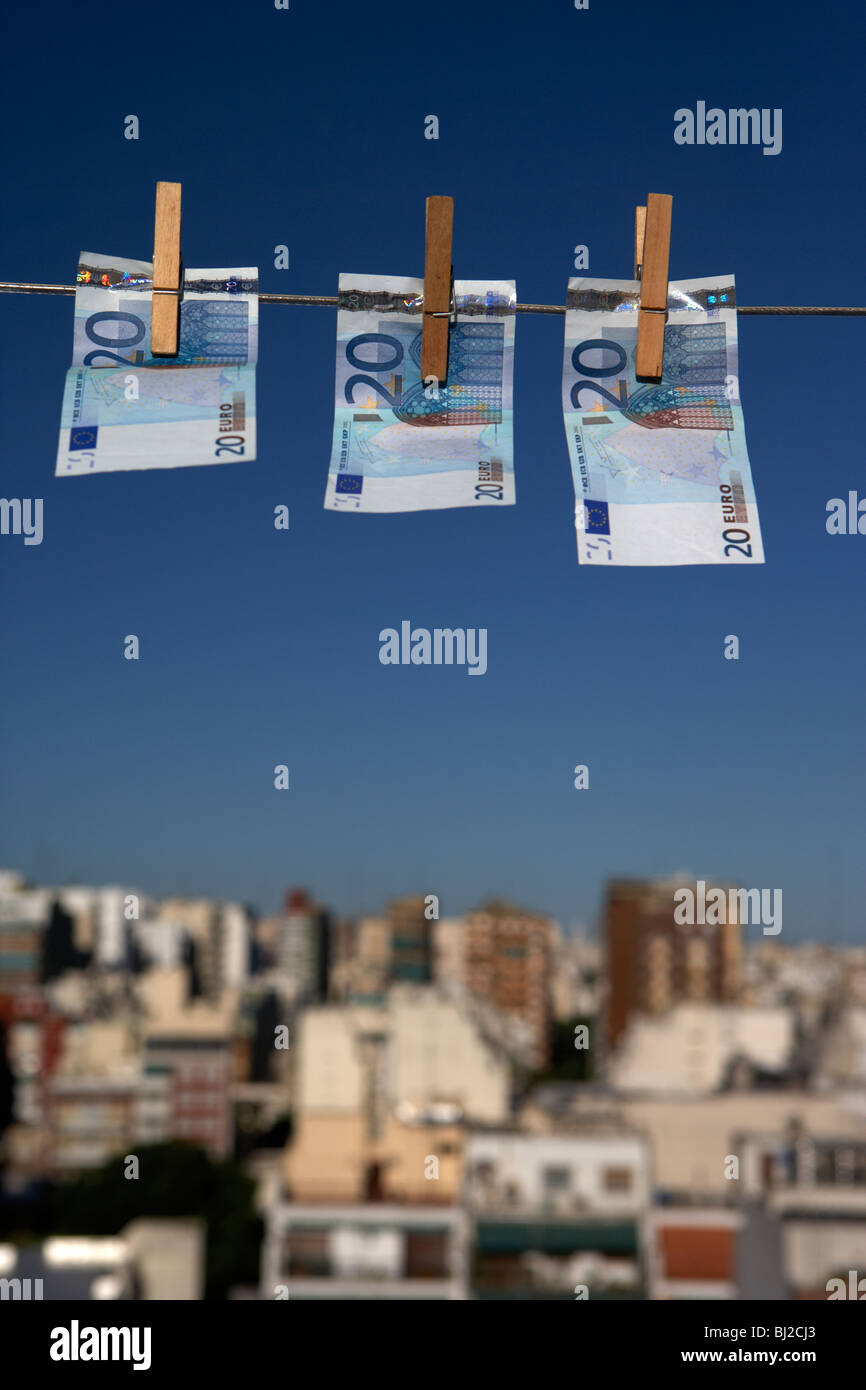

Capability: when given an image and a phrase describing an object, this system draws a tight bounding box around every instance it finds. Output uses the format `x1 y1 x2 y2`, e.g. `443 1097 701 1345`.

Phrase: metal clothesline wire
0 281 864 315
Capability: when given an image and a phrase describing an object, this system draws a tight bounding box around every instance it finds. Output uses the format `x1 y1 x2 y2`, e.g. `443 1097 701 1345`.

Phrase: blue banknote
562 276 764 565
325 274 516 512
57 254 257 475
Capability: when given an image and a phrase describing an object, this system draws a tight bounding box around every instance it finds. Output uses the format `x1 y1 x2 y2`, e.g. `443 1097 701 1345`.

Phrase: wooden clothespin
151 181 182 356
634 205 647 281
421 195 454 384
634 193 672 381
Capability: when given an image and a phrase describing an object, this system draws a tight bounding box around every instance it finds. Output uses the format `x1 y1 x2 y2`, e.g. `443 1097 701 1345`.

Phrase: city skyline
1 863 860 947
3 858 865 1303
1 5 864 946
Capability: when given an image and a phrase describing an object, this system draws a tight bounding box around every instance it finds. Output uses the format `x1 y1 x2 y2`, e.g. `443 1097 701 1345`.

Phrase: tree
51 1141 262 1299
524 1016 595 1086
182 936 204 1000
251 991 280 1082
39 901 83 983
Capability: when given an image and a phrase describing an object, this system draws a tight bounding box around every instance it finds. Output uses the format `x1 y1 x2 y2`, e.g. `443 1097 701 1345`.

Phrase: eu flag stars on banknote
57 254 258 475
325 274 516 512
562 276 764 565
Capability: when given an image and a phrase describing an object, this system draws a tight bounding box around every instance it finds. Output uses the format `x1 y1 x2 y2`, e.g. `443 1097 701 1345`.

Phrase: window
604 1166 632 1192
543 1166 571 1192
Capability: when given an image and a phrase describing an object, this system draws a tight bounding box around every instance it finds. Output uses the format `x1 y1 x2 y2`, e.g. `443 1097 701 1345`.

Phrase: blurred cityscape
1 869 865 1300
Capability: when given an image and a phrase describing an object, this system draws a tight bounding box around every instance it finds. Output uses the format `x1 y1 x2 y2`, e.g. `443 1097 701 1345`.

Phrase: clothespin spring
430 268 457 323
152 261 184 302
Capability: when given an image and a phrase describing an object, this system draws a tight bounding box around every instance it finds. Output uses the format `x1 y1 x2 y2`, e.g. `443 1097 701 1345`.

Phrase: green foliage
39 901 85 983
525 1017 595 1087
50 1141 262 1299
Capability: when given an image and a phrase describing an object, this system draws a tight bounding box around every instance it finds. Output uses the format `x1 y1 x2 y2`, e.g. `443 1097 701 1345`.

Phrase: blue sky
1 0 864 941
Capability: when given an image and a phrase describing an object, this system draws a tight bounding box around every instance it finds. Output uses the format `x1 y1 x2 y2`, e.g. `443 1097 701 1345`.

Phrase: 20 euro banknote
325 274 516 512
562 275 764 565
56 254 257 476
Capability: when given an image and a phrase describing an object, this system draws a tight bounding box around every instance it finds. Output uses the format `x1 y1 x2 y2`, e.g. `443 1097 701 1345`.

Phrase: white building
294 986 510 1125
816 1007 866 1089
295 1005 370 1113
608 1003 794 1095
0 1222 203 1300
0 878 51 924
94 887 131 967
551 931 602 1022
388 987 509 1124
464 1129 650 1298
219 903 250 989
134 919 188 970
261 1200 468 1300
465 1130 650 1217
620 1093 866 1200
278 908 322 1001
432 917 464 989
777 1189 866 1296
